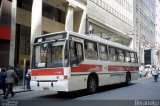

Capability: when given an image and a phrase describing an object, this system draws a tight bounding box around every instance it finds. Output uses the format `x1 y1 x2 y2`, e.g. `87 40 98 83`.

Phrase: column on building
30 0 42 65
78 10 86 34
9 0 17 66
31 0 42 44
65 3 76 32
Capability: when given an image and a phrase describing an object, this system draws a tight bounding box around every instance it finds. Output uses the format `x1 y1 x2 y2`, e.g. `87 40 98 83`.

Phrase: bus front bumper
30 80 69 92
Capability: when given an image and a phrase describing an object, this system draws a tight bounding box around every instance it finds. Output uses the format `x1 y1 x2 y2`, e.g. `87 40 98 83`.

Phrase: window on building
17 0 33 11
20 25 31 55
42 2 65 24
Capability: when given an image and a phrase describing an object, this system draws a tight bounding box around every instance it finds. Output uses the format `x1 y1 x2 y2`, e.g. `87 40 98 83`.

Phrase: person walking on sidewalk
151 65 159 82
0 68 6 95
26 73 31 89
3 66 19 99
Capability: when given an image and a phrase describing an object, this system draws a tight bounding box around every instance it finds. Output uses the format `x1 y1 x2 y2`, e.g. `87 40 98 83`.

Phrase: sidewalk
0 83 30 95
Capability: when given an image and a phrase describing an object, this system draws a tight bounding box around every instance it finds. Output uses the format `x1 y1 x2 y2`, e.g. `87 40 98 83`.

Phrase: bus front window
47 44 63 68
35 43 47 68
33 41 68 68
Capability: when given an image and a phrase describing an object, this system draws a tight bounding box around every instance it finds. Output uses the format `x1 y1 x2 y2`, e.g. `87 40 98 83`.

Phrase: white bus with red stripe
30 31 139 94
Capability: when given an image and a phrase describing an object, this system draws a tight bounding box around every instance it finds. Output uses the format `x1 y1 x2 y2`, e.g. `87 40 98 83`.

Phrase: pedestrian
0 68 6 95
151 65 159 82
15 65 20 77
144 66 149 77
139 64 145 78
3 65 19 99
148 66 152 77
14 65 20 85
26 73 31 89
24 66 29 88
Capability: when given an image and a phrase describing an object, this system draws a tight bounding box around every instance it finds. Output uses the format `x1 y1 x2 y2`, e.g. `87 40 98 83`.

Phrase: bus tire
126 73 131 86
87 75 98 94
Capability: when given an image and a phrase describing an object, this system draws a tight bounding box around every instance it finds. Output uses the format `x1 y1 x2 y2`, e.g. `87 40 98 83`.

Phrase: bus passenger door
69 41 84 66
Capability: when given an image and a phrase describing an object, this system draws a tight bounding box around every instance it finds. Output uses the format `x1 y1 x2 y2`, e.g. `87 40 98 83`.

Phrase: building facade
0 0 157 69
133 0 155 65
0 0 135 68
155 0 160 68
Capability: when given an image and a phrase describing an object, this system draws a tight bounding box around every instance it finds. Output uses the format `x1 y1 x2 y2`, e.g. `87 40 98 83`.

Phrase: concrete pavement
0 83 30 95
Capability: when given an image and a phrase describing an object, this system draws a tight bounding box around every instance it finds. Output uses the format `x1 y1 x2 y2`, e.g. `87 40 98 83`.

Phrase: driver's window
70 41 84 66
53 46 63 60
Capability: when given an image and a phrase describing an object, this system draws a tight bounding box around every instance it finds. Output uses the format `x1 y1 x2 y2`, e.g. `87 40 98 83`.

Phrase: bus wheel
87 75 97 94
126 73 131 86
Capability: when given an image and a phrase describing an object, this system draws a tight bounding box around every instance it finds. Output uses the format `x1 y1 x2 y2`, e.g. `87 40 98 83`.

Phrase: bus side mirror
69 41 74 49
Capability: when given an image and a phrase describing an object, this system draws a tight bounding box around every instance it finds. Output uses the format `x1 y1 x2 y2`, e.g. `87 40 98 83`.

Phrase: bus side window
75 43 84 64
131 52 136 63
109 47 117 61
85 41 98 60
99 44 108 61
70 41 84 66
125 51 131 63
117 49 125 62
135 53 138 63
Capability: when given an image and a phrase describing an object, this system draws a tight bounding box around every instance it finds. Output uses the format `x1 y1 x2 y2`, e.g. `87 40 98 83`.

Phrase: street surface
0 77 160 106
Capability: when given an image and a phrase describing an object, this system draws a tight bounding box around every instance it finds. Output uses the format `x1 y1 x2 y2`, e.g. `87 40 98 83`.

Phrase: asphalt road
0 77 160 106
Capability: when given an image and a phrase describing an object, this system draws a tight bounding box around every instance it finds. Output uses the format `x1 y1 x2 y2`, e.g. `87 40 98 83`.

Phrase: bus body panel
68 60 139 91
69 74 88 91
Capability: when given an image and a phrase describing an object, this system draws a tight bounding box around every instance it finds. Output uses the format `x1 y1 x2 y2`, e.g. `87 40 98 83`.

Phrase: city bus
30 31 139 94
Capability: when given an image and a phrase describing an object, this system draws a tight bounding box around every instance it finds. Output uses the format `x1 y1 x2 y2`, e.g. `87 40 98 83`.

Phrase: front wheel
87 76 98 94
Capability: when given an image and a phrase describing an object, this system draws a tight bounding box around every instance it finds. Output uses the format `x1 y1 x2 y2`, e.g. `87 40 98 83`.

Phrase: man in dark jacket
0 68 6 95
3 66 19 99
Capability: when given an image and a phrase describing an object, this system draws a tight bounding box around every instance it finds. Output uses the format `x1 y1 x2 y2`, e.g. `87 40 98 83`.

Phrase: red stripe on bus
71 64 102 72
31 68 64 76
108 65 139 72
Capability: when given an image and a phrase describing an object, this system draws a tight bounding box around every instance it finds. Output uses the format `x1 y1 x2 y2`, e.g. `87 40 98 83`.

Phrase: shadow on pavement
37 83 137 99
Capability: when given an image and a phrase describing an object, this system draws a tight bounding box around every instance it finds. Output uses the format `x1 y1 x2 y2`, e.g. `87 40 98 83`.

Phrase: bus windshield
33 41 68 68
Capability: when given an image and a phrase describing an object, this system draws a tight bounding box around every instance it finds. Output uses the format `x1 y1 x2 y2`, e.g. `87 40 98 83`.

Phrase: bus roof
37 31 136 52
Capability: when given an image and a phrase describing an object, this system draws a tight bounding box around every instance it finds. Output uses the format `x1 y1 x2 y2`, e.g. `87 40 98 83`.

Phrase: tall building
133 0 155 65
155 0 160 67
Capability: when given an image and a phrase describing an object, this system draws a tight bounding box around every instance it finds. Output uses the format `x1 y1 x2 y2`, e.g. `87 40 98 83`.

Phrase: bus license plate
43 87 50 90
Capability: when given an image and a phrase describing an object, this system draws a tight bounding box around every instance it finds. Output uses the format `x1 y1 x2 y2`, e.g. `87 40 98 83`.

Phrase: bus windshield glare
33 41 68 68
